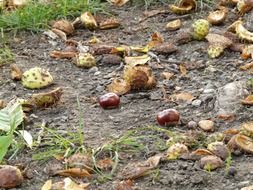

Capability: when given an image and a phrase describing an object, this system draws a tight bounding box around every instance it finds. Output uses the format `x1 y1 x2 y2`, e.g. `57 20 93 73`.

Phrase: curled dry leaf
53 168 92 178
0 100 6 109
80 12 97 30
123 65 156 90
179 64 187 75
124 55 150 67
167 143 189 160
10 64 22 80
200 155 224 171
107 78 131 95
241 45 253 59
170 92 195 102
114 180 134 190
234 134 253 154
240 62 253 70
207 142 229 160
166 19 182 31
152 43 178 55
206 33 232 58
169 0 196 14
75 53 96 68
0 165 23 189
66 153 93 171
31 87 63 108
120 154 162 180
52 20 74 35
161 72 174 80
108 0 130 6
237 0 253 15
147 32 164 48
50 50 77 59
97 158 114 171
241 95 253 105
207 7 228 25
99 18 120 30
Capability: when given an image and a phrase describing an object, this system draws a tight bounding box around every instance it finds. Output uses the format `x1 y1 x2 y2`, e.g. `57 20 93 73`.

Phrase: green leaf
0 135 13 162
0 102 23 132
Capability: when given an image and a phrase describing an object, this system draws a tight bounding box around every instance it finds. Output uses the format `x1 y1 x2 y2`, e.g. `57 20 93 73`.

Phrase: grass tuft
0 0 106 32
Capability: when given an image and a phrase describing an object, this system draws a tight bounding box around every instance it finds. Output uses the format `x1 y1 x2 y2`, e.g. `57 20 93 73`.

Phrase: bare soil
0 3 253 190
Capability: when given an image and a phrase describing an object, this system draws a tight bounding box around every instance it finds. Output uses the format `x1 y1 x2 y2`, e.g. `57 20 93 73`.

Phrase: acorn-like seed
98 93 120 109
157 109 180 126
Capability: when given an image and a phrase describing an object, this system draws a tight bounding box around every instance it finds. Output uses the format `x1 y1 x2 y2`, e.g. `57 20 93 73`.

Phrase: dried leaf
152 43 178 55
166 19 182 31
10 64 22 80
240 62 253 71
190 149 213 159
107 78 131 95
41 180 52 190
50 50 77 59
147 32 164 48
99 18 120 30
0 100 6 109
179 64 187 75
161 72 174 80
97 158 114 170
170 92 194 102
53 168 91 178
31 87 63 108
108 0 130 6
66 153 93 171
120 154 162 180
114 180 134 190
124 55 150 67
18 130 33 149
241 45 253 59
241 95 253 105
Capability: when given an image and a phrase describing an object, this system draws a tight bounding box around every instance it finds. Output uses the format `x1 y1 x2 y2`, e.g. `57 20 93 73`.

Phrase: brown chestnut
157 109 180 126
98 93 120 109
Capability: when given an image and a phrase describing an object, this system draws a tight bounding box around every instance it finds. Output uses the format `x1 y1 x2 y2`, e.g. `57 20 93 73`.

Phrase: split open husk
234 134 253 154
107 78 131 95
228 20 253 42
169 0 196 14
80 12 98 30
207 7 228 25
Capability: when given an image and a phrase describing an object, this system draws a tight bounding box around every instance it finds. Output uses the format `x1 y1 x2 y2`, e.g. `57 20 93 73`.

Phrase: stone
192 99 202 107
198 120 214 132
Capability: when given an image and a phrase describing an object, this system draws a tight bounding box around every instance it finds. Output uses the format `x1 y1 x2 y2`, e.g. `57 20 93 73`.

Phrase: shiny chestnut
157 109 180 126
98 93 120 109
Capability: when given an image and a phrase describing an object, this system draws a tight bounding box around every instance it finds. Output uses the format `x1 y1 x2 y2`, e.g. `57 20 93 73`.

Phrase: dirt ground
1 3 253 190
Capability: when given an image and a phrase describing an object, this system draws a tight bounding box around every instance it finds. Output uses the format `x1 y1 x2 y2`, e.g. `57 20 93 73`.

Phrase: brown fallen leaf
119 154 162 180
170 92 195 102
92 45 115 55
114 180 134 190
66 153 93 171
53 168 92 178
99 18 120 30
0 100 6 109
152 43 178 55
108 0 130 6
240 62 253 70
10 64 23 80
241 95 253 105
97 158 114 171
107 78 131 95
147 32 164 48
50 50 77 59
179 64 187 75
161 72 174 80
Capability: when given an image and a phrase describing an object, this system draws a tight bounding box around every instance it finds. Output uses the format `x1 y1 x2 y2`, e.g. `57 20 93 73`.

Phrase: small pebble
203 89 215 94
192 99 202 107
187 121 197 129
88 66 98 73
198 120 214 132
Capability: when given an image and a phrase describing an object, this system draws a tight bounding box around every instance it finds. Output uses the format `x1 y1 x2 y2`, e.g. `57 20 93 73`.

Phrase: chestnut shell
157 109 180 126
98 93 120 109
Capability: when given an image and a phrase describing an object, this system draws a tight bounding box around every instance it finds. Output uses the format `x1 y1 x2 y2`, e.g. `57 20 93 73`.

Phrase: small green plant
0 46 14 65
0 102 24 162
225 152 232 174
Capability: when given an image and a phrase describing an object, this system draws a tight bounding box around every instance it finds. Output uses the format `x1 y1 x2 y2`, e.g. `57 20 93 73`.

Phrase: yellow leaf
41 180 52 190
124 55 151 67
